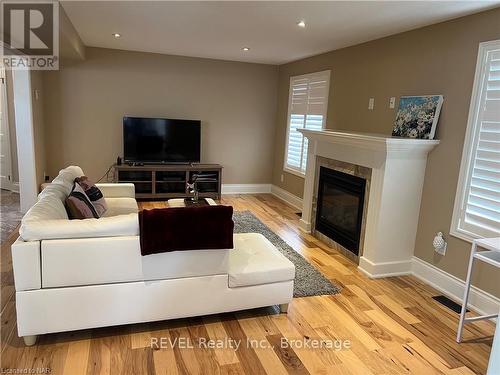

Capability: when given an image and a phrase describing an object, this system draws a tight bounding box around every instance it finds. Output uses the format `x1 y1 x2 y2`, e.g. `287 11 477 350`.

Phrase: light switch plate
368 98 374 110
389 97 396 109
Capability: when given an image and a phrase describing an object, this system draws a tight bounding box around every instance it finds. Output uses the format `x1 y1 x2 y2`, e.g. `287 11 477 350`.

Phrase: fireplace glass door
315 167 366 255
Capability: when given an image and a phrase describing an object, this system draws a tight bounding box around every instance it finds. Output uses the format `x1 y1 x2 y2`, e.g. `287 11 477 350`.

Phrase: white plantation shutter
284 71 330 175
452 40 500 240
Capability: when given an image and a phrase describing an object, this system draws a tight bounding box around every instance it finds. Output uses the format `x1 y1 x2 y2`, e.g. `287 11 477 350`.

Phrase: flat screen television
123 117 201 164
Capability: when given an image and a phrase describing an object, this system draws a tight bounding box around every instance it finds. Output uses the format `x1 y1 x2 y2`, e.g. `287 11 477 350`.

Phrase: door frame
12 69 38 213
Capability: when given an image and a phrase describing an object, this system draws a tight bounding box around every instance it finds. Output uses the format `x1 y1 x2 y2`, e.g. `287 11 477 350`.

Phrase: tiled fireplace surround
298 129 439 278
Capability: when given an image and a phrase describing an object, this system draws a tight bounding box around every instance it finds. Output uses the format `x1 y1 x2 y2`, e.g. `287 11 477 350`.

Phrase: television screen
123 117 201 163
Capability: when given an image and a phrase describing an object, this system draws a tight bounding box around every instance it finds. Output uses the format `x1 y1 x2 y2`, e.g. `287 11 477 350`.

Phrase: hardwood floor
1 194 495 374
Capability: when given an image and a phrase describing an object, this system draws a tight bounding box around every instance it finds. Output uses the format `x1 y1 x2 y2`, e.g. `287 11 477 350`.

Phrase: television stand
114 164 222 200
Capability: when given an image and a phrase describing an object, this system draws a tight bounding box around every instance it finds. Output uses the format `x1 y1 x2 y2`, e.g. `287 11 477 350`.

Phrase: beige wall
43 47 278 183
272 8 500 296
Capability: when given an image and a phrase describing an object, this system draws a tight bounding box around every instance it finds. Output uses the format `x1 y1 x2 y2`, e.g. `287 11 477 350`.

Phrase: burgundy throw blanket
139 205 234 256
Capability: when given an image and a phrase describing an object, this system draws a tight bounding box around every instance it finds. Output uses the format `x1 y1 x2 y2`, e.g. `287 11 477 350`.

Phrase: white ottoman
229 233 295 312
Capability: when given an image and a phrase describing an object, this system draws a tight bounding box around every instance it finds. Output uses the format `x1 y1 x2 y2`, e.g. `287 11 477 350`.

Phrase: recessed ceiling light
242 47 250 51
112 33 121 38
297 20 306 28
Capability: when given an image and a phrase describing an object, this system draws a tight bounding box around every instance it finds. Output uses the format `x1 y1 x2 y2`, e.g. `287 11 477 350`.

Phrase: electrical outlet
368 98 374 110
435 243 447 256
389 97 396 109
280 174 284 182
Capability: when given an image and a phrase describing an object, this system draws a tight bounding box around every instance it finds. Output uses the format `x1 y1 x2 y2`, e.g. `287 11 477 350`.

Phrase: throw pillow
75 176 107 217
65 182 99 219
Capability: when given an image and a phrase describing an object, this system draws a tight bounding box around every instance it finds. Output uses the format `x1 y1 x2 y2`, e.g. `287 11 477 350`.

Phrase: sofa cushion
51 166 84 196
38 183 68 202
75 176 107 217
41 236 230 288
20 213 139 241
66 181 100 219
22 194 69 223
96 183 135 199
228 233 295 287
103 198 139 217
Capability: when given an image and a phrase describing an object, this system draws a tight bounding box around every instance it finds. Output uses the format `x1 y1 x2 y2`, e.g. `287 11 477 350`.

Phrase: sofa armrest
11 238 41 291
20 213 139 241
96 183 135 198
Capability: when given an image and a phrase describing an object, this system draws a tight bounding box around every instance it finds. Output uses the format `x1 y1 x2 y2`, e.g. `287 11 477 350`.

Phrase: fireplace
298 129 439 277
315 167 366 255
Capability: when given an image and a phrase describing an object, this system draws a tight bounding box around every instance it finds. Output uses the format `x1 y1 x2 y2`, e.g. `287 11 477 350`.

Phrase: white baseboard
412 256 500 316
270 185 303 211
358 256 413 278
356 255 499 316
221 184 271 195
298 219 311 232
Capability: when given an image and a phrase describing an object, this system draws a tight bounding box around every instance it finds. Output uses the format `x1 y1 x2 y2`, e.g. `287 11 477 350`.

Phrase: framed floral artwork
392 95 444 139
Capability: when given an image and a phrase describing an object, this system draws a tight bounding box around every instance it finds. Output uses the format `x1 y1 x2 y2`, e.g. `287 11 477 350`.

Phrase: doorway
0 63 17 192
0 63 23 243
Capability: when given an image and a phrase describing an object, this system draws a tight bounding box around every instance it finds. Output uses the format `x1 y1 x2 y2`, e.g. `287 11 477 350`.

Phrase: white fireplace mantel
298 129 439 278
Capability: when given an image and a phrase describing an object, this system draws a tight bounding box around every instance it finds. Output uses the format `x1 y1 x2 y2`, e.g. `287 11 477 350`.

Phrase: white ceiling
61 1 500 65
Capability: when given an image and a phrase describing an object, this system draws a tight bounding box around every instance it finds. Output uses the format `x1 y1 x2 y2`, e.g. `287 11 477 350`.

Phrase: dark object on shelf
114 164 222 200
432 295 469 314
139 205 234 255
117 156 122 166
186 175 200 202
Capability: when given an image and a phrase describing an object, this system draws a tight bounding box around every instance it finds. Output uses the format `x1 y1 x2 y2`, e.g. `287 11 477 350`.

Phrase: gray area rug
0 190 22 244
233 211 341 298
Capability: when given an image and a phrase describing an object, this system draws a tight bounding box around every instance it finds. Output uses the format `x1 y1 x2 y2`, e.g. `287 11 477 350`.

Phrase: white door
0 64 14 191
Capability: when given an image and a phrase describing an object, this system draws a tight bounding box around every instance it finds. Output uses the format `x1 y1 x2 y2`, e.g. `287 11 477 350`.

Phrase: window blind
284 71 330 175
453 41 500 240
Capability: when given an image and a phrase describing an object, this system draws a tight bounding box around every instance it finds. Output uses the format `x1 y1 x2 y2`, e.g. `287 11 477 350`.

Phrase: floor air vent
432 295 468 314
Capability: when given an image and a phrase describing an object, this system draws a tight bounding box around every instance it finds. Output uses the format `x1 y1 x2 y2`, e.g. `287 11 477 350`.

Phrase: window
284 70 330 176
451 40 500 241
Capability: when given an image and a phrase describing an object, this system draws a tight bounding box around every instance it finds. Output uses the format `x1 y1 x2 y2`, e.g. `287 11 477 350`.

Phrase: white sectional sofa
12 166 295 346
